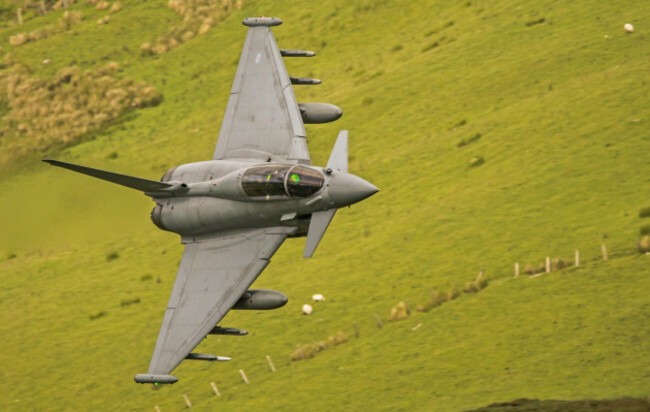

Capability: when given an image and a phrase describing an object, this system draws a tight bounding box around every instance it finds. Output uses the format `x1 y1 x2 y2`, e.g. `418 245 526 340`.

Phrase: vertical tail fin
326 130 348 172
303 130 349 258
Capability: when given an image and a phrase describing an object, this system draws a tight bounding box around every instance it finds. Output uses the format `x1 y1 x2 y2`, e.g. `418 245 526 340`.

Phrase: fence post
514 262 519 278
601 244 608 261
373 313 383 329
545 256 550 273
210 382 220 396
39 0 46 14
154 406 161 412
353 322 359 338
574 250 579 267
266 355 276 373
182 394 192 409
239 369 249 384
17 8 22 24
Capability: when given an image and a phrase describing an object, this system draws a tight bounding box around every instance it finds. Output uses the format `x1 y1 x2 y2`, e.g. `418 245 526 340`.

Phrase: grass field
0 0 648 410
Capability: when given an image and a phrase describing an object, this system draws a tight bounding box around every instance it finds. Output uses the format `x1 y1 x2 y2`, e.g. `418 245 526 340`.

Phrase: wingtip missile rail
185 353 231 361
280 49 316 57
242 17 282 27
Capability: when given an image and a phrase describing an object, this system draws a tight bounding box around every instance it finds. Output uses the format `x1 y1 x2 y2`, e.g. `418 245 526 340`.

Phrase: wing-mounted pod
298 103 343 124
232 289 288 310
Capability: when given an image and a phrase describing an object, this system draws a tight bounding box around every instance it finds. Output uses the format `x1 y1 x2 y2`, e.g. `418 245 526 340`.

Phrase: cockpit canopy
242 165 324 199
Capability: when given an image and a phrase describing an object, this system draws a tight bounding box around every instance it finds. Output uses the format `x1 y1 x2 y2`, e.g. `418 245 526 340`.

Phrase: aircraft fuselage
150 160 376 238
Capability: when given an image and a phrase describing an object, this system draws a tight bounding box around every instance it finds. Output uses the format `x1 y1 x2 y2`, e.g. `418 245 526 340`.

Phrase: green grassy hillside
0 0 648 410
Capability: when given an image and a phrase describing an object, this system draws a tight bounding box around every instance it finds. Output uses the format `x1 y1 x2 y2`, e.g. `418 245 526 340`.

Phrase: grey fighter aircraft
44 17 378 385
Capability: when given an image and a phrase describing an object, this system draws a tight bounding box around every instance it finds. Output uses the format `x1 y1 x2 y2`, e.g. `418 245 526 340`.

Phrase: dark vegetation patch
106 151 119 159
639 206 650 218
639 224 650 236
89 311 106 321
525 263 545 275
452 119 467 129
467 397 650 411
140 274 153 281
525 17 546 27
0 97 9 118
106 251 119 261
469 156 485 167
417 288 452 312
0 2 15 23
457 132 482 147
417 278 470 313
425 21 454 37
391 44 403 52
421 41 439 52
361 96 374 106
120 297 140 307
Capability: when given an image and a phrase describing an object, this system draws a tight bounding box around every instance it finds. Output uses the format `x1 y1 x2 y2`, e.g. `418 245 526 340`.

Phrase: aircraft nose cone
328 172 379 206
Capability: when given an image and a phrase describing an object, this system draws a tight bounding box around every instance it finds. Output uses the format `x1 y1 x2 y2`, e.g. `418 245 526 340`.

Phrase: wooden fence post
39 0 46 14
373 313 383 329
266 355 276 373
182 394 192 409
210 382 220 396
239 369 249 384
17 8 22 24
545 256 550 273
154 406 161 412
601 244 608 261
514 262 519 278
575 250 579 267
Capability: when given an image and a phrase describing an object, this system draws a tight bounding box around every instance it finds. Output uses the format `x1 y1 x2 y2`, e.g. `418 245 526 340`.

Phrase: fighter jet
44 17 378 385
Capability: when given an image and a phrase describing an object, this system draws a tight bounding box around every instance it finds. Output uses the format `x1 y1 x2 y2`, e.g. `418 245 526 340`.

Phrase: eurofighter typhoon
44 17 378 384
